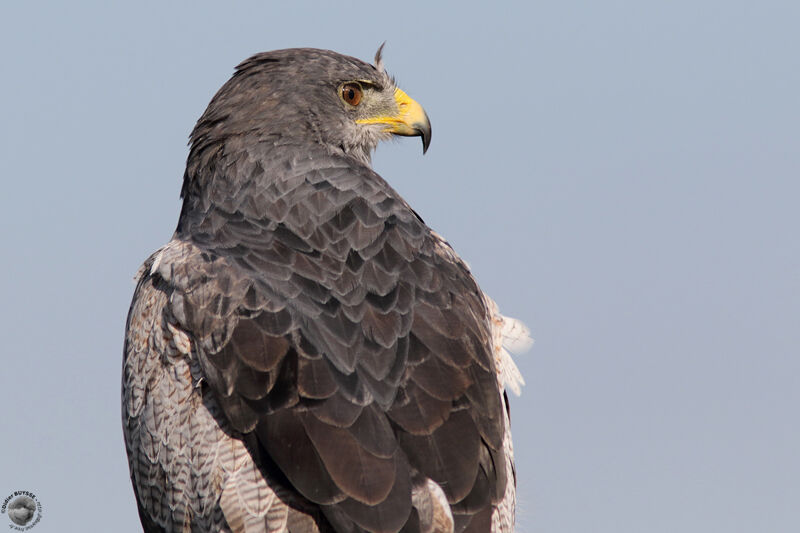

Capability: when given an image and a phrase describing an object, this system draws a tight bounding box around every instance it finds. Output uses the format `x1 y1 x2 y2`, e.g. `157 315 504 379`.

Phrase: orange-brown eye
341 83 363 106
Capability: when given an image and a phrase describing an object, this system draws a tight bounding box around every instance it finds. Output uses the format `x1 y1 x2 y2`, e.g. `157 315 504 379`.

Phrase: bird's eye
341 83 363 106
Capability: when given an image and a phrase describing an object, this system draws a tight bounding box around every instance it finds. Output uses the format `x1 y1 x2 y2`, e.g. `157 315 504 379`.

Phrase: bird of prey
123 46 531 533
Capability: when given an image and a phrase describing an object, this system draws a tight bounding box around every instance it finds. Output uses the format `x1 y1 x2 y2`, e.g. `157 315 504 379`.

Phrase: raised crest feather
374 42 386 73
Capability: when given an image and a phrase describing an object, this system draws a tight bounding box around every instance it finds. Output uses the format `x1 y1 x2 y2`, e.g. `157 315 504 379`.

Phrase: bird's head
188 46 431 169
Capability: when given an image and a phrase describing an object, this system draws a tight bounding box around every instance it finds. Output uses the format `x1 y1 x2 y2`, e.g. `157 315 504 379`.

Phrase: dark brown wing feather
150 147 505 532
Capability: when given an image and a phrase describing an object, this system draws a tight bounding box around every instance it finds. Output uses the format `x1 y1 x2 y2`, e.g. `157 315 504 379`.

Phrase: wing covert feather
144 154 508 532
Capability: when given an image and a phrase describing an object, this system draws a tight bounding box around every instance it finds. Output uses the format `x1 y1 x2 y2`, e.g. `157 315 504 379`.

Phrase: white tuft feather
485 295 533 396
497 347 526 396
500 316 534 355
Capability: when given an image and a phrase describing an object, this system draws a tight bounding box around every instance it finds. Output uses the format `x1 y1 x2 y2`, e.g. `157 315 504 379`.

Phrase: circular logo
1 492 42 530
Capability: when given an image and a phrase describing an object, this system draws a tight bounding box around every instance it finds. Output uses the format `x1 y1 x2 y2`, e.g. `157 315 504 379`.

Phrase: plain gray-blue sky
1 1 798 532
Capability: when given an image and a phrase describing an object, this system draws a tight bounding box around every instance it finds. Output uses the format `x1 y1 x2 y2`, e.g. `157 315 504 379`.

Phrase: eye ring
340 82 363 106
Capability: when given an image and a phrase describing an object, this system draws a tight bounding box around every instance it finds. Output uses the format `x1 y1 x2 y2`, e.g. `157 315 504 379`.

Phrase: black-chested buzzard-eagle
123 46 531 533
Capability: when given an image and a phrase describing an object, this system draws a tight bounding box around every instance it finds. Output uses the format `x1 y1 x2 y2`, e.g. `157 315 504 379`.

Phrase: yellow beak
357 88 432 153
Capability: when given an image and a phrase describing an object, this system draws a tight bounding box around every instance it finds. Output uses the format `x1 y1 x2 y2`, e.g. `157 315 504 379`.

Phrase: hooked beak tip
420 126 431 154
414 115 432 154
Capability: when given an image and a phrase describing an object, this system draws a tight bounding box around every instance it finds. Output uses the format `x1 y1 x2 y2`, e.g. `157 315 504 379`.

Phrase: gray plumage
123 47 521 533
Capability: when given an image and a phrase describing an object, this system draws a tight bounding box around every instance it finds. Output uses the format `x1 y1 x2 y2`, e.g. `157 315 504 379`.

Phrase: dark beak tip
418 126 432 154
